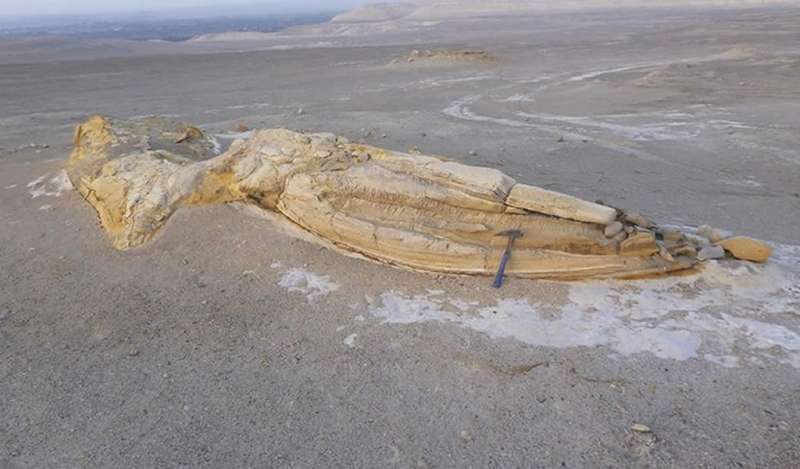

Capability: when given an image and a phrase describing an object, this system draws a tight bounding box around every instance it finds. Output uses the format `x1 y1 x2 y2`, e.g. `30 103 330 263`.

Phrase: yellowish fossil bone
65 115 770 279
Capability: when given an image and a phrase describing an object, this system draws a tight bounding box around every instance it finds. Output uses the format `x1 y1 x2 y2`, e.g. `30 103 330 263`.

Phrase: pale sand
1 7 799 467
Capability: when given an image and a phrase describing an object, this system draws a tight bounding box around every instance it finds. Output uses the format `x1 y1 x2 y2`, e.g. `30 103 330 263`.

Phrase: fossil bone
64 115 769 279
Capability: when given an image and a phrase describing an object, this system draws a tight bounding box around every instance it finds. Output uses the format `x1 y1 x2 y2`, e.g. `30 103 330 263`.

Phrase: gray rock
685 232 710 247
623 211 654 228
698 245 726 261
658 245 675 262
709 229 726 243
604 221 624 237
632 423 652 433
698 224 727 243
660 228 683 242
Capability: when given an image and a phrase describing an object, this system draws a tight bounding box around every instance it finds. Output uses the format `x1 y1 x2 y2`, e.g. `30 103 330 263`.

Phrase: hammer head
496 229 524 240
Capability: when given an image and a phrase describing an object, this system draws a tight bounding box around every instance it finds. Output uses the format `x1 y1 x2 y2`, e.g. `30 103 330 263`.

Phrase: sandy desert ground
1 6 799 468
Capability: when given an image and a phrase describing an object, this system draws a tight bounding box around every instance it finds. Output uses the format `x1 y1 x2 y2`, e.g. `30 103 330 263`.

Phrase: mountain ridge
332 0 800 22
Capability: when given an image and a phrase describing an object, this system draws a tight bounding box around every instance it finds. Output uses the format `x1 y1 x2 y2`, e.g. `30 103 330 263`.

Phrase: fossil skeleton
65 115 771 279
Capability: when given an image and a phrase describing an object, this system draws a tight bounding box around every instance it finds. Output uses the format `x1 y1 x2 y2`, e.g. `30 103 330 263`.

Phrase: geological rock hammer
492 229 524 288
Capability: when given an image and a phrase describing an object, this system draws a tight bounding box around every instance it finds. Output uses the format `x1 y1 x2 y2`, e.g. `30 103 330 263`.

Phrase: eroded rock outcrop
65 115 771 279
388 49 497 67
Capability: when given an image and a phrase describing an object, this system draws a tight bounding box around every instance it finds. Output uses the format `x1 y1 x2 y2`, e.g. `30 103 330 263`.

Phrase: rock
297 107 305 116
604 221 624 237
389 49 497 66
622 211 654 228
175 126 204 144
684 232 710 247
697 245 726 261
698 225 730 243
620 232 659 257
673 245 697 258
717 236 772 263
506 184 618 225
468 150 478 156
658 245 675 262
631 424 652 433
659 228 683 242
613 231 628 243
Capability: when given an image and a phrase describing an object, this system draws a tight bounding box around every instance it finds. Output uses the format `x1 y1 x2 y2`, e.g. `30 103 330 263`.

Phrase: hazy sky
1 0 373 16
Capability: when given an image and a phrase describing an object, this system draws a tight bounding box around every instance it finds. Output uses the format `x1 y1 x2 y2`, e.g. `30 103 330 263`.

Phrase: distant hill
330 3 418 23
332 0 799 22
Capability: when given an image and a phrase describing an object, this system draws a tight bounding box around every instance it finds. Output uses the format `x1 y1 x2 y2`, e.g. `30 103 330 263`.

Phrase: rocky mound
388 49 497 66
712 45 771 61
188 31 275 42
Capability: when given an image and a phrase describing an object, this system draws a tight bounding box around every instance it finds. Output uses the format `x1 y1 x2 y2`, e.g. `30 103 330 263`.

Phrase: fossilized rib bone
65 115 769 279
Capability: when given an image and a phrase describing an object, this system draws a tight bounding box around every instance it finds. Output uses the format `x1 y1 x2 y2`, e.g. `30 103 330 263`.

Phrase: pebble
660 228 683 242
631 423 652 433
296 107 305 116
658 245 675 262
604 221 624 237
684 232 710 247
623 211 654 228
698 224 726 243
697 245 726 261
469 150 478 156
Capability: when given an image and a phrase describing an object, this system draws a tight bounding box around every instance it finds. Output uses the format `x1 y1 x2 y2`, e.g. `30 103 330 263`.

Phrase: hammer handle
492 249 511 288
